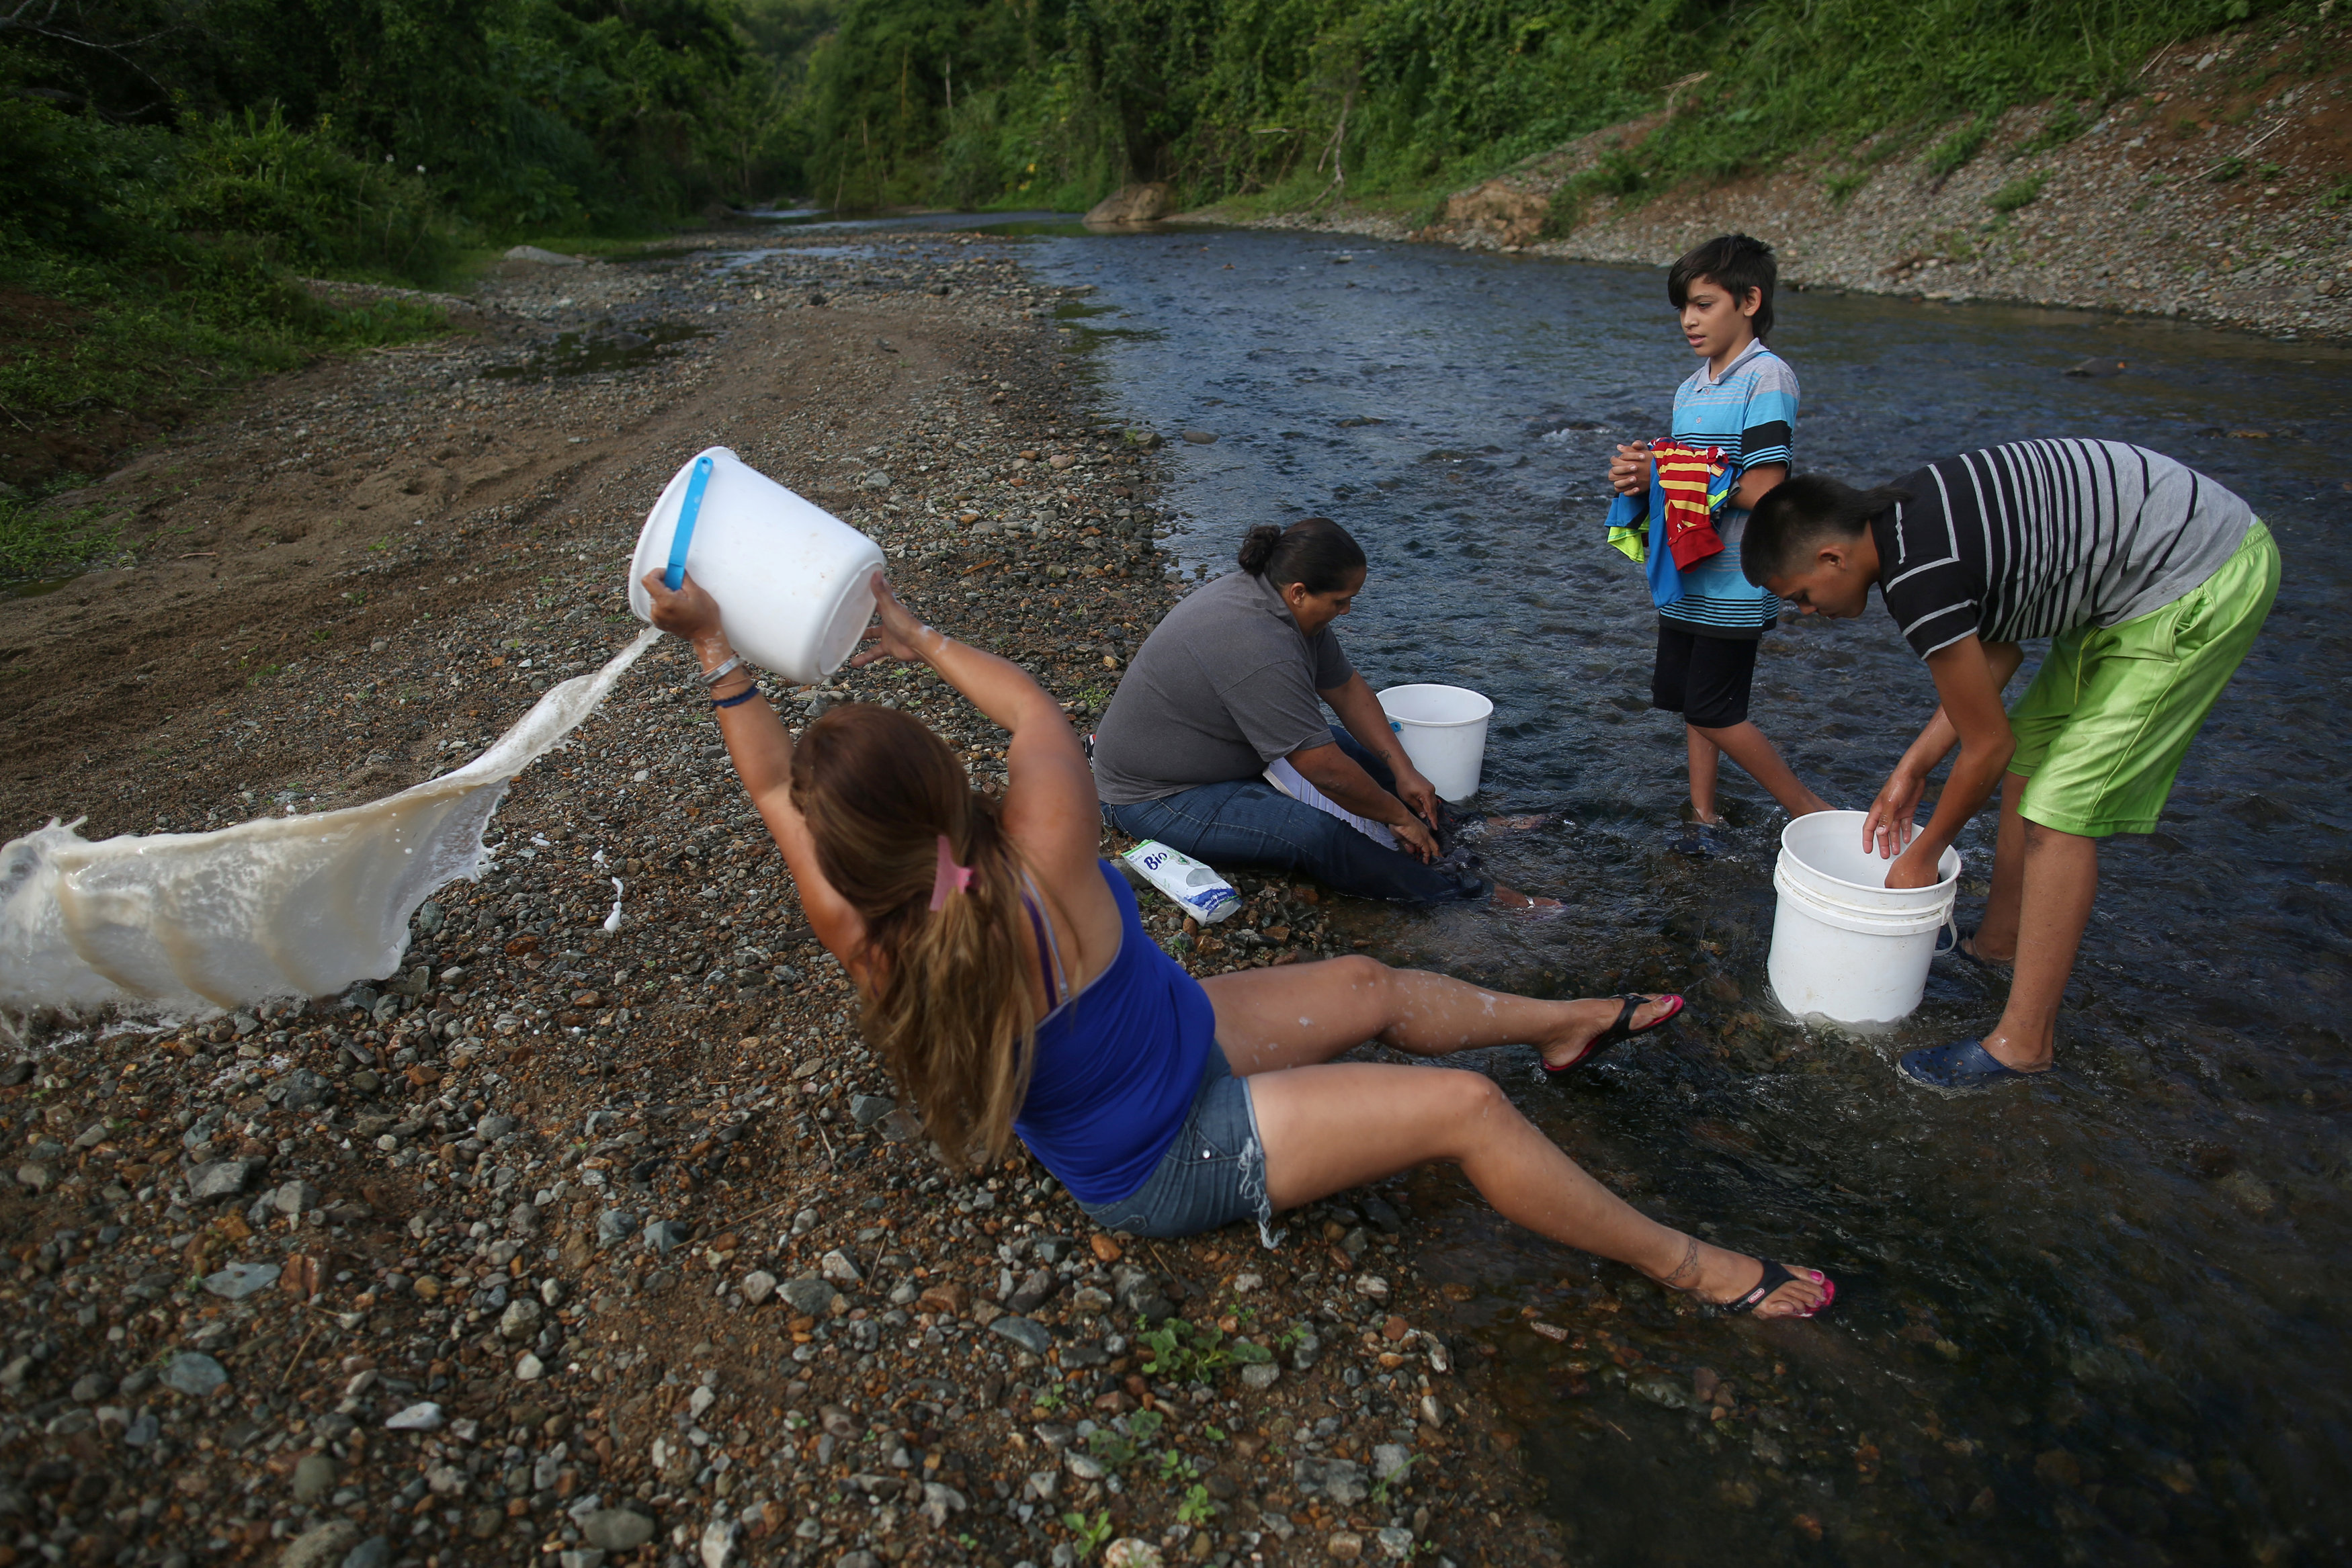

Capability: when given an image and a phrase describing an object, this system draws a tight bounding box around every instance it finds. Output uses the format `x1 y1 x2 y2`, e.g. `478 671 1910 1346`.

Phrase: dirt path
1 242 1064 840
0 235 1566 1568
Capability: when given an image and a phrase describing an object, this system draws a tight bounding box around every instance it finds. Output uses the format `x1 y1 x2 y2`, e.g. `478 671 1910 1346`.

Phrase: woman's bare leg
1247 1060 1829 1319
1201 957 1828 1317
1200 954 1675 1076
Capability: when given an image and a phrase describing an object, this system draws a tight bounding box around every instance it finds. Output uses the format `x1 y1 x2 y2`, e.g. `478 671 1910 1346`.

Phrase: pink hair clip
929 833 974 912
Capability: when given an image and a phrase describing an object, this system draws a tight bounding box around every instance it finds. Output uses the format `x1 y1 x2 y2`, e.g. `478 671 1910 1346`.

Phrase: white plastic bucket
626 447 885 684
1766 810 1960 1027
1376 684 1493 803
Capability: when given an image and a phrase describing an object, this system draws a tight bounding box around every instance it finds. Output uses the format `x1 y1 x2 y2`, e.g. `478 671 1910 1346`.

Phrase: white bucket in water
1376 684 1493 803
626 447 885 683
1767 810 1961 1027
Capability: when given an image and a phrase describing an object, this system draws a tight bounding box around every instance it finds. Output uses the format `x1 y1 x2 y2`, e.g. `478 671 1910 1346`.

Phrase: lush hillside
5 0 2330 541
0 0 831 525
797 0 2322 214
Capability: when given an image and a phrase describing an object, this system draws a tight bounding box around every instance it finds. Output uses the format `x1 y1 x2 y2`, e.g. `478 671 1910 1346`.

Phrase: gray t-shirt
1091 570 1355 805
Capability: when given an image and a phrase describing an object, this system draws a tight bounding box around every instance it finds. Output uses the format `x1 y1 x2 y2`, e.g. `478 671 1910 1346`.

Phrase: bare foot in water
1536 993 1681 1071
1654 1236 1835 1319
1490 883 1563 912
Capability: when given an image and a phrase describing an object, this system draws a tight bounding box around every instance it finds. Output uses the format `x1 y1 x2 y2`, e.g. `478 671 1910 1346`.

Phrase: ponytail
1237 524 1283 576
1234 516 1366 593
791 703 1040 1170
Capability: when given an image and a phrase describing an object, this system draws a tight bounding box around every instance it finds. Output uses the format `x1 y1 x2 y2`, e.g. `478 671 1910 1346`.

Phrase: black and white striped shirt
1873 439 2255 659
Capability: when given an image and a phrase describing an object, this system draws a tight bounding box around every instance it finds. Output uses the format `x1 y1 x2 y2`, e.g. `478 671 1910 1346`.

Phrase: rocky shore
1229 24 2352 342
1 232 1564 1567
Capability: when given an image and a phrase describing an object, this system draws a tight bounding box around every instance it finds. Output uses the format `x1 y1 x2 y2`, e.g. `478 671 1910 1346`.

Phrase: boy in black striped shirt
1744 439 2279 1091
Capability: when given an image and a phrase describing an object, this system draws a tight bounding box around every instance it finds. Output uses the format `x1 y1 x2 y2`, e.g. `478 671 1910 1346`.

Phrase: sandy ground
0 234 1577 1568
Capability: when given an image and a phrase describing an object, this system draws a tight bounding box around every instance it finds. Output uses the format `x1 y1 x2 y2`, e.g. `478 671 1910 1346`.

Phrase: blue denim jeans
1103 728 1486 904
1077 1047 1282 1248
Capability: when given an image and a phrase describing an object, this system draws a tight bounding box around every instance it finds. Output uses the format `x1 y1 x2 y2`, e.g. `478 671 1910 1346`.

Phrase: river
977 223 2350 1565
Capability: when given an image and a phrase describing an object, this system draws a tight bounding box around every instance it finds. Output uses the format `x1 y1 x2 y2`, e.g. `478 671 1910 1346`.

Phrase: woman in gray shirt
1094 518 1550 906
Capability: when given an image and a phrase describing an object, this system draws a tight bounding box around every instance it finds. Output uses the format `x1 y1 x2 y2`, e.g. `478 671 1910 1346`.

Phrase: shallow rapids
1011 224 2351 1564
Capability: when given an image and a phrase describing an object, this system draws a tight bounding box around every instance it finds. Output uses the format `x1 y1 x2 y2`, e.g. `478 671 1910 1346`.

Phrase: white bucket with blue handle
1767 811 1960 1027
626 447 885 684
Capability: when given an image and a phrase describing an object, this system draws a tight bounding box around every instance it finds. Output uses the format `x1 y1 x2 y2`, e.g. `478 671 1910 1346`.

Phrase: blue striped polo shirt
1664 339 1798 638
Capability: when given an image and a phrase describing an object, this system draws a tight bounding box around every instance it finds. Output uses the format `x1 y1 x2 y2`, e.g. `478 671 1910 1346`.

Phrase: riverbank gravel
0 231 1575 1568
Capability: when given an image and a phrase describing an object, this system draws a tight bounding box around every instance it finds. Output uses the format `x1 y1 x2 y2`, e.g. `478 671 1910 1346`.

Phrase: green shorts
2007 519 2279 838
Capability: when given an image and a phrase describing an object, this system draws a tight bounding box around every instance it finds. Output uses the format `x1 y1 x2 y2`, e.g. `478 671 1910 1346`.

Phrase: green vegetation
1987 171 2052 213
1 0 827 571
1823 169 1872 206
6 0 2322 574
2011 103 2090 161
1060 1508 1116 1559
790 0 2299 216
1136 1315 1274 1383
0 500 122 582
1084 1426 1139 1468
1370 1450 1417 1504
1924 116 1994 179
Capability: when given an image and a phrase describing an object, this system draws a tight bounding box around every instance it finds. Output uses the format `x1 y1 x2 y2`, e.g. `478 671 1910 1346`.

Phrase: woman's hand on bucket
1861 765 1925 860
849 572 941 667
640 568 724 648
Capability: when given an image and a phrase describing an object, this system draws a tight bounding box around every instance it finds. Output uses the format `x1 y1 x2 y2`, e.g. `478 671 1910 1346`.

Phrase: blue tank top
1013 861 1216 1204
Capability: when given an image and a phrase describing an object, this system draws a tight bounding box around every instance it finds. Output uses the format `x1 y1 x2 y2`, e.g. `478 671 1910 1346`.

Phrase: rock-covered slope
1243 26 2352 342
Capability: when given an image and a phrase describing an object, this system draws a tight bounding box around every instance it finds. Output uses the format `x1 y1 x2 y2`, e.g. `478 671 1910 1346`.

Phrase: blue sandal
1898 1039 2045 1092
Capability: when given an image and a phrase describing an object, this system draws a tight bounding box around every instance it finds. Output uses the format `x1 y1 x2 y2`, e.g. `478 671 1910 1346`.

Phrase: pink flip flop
1540 992 1685 1079
1724 1261 1835 1319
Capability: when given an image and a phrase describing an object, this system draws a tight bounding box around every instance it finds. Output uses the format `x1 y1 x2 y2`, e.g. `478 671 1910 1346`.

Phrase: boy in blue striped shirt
1608 234 1833 826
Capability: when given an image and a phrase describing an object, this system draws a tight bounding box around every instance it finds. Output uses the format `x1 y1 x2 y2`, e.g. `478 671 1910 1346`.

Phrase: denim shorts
1078 1047 1283 1249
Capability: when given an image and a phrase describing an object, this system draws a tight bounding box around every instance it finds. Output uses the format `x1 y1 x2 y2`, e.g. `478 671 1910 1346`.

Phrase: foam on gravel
0 629 657 1013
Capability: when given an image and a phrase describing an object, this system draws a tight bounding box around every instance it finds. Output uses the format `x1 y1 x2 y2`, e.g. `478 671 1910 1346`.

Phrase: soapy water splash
0 629 661 1016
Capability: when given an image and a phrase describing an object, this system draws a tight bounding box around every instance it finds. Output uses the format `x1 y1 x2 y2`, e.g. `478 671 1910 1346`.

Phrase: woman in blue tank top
643 565 1833 1321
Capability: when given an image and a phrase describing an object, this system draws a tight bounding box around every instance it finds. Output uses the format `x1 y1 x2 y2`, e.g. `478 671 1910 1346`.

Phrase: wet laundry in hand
1603 440 1740 608
1262 757 1399 849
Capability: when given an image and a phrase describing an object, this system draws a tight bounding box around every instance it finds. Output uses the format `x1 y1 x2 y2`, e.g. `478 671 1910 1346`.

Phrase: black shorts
1651 619 1759 728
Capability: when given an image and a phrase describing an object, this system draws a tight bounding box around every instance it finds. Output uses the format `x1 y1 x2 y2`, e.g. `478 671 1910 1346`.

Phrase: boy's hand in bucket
1882 848 1943 890
850 572 939 666
1861 764 1925 860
